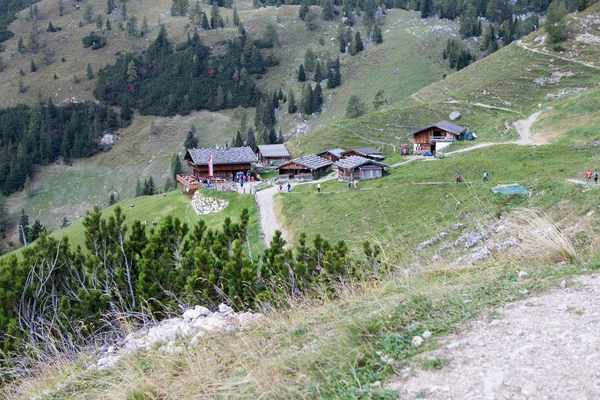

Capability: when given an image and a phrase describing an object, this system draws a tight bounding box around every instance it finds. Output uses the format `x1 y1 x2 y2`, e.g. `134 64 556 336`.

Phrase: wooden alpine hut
276 154 333 181
340 147 386 161
408 121 467 155
316 148 345 162
335 156 390 182
257 144 291 165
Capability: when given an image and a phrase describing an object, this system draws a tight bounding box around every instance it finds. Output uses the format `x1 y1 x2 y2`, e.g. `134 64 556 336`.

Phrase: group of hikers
586 169 599 185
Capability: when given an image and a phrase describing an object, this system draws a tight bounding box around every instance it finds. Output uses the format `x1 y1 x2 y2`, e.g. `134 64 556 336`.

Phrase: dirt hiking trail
391 274 600 399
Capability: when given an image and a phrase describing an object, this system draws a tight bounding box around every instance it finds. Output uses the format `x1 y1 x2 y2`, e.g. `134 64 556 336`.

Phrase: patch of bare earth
388 274 600 399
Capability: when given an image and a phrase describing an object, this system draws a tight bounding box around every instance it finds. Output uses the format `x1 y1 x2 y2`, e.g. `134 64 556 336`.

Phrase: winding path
516 39 600 71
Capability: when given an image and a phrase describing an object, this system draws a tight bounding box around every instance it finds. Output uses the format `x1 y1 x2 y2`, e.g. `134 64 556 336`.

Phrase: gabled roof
317 148 345 158
408 120 467 136
257 144 291 158
278 154 333 170
186 147 257 165
341 147 383 156
335 156 390 170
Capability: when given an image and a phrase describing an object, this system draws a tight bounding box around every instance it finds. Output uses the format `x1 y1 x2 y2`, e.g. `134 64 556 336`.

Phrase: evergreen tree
300 84 313 114
288 89 297 113
107 0 115 14
109 193 116 206
354 31 363 53
233 6 240 26
420 0 432 18
314 61 322 82
201 13 210 29
30 59 36 72
233 130 244 147
143 177 157 195
184 127 198 150
246 128 257 151
546 0 568 43
135 178 143 197
298 63 306 82
313 83 323 113
578 0 588 11
28 219 46 243
304 48 316 72
87 62 94 79
277 129 284 144
171 153 183 180
141 15 149 35
322 0 334 21
106 19 112 30
172 0 190 16
127 16 138 36
373 23 383 44
84 3 94 23
96 15 104 30
346 95 366 118
299 1 309 20
61 216 69 228
268 127 277 144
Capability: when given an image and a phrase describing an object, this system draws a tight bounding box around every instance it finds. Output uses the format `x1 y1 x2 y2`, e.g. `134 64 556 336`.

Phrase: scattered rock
561 280 567 289
518 270 530 279
422 330 432 339
191 191 228 215
218 303 234 314
449 111 461 120
412 336 424 347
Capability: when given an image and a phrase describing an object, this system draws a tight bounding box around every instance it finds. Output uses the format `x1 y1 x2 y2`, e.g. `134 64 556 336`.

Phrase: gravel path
515 110 544 145
391 274 600 399
255 185 287 246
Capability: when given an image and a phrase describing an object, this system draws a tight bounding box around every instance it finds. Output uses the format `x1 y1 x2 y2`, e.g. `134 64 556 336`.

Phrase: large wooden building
340 147 386 161
409 121 467 155
335 156 390 182
178 147 257 192
257 144 291 165
276 154 333 181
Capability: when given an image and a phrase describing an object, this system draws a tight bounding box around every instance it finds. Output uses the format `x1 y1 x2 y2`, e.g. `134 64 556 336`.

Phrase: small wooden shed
257 144 291 165
340 147 386 161
335 156 390 182
316 148 345 162
408 121 466 155
277 154 333 181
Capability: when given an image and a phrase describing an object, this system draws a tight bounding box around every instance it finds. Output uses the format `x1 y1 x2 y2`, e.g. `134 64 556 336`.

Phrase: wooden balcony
177 174 202 192
430 136 456 143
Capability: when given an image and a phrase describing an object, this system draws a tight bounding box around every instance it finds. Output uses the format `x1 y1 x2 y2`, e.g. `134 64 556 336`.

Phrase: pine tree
96 15 103 30
373 24 383 44
578 0 588 11
313 83 323 113
172 0 190 16
19 77 25 93
19 209 29 244
28 219 45 243
141 15 149 35
233 130 244 147
87 62 94 79
127 60 137 83
346 95 366 118
298 63 306 82
144 177 157 195
127 15 138 36
184 127 198 150
420 0 432 18
233 6 240 26
268 127 277 144
288 89 297 113
201 13 210 29
106 19 112 30
546 0 568 43
61 216 69 228
314 61 322 82
322 0 334 21
135 178 143 197
109 193 116 206
85 3 94 23
277 129 284 144
246 128 257 151
170 153 183 180
299 1 309 20
30 59 36 72
301 84 312 114
304 48 316 72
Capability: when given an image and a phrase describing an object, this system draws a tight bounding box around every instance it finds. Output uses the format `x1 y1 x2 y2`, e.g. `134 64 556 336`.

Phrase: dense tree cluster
0 100 119 195
94 25 268 116
0 207 373 368
443 39 476 70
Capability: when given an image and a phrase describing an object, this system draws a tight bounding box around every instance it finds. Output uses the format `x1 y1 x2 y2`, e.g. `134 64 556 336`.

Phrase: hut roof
408 120 467 136
186 147 257 166
317 148 345 158
257 144 291 158
279 154 333 170
342 147 383 156
335 156 390 170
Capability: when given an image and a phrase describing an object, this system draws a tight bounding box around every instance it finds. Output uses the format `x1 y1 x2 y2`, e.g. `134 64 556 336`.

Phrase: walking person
586 169 593 186
279 184 283 192
348 180 352 190
483 170 488 182
456 171 462 183
287 182 291 192
595 171 599 184
317 183 321 194
353 180 358 190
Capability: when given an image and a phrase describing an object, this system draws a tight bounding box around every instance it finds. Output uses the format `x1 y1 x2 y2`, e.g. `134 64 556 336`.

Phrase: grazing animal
141 221 147 225
130 204 135 208
151 221 158 227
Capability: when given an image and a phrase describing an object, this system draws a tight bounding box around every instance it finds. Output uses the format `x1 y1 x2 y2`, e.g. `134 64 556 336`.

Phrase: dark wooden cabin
178 147 257 193
277 154 333 181
409 121 466 155
335 156 390 182
257 144 291 165
316 148 345 162
340 147 386 161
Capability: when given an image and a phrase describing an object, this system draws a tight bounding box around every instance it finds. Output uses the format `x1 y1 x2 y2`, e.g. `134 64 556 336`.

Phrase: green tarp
491 184 530 195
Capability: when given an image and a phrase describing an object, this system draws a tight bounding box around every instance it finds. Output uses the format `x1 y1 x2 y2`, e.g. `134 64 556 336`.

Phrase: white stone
422 330 432 339
411 336 424 347
518 270 530 279
183 308 203 321
218 303 234 314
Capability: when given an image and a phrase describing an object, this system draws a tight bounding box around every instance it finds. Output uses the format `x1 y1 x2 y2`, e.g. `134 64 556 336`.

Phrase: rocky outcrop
92 304 261 371
191 191 229 215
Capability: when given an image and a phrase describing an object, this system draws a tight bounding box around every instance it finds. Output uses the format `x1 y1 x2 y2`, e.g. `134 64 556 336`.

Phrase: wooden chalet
178 146 257 193
277 154 333 181
316 148 345 162
409 121 467 155
257 144 291 165
335 156 390 182
340 147 386 161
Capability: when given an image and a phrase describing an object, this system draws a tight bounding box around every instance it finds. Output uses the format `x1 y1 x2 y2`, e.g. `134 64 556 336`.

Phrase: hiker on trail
353 180 358 190
483 171 488 182
317 183 321 193
348 180 352 190
279 184 283 192
456 171 462 183
287 182 291 192
595 171 599 184
586 169 593 185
